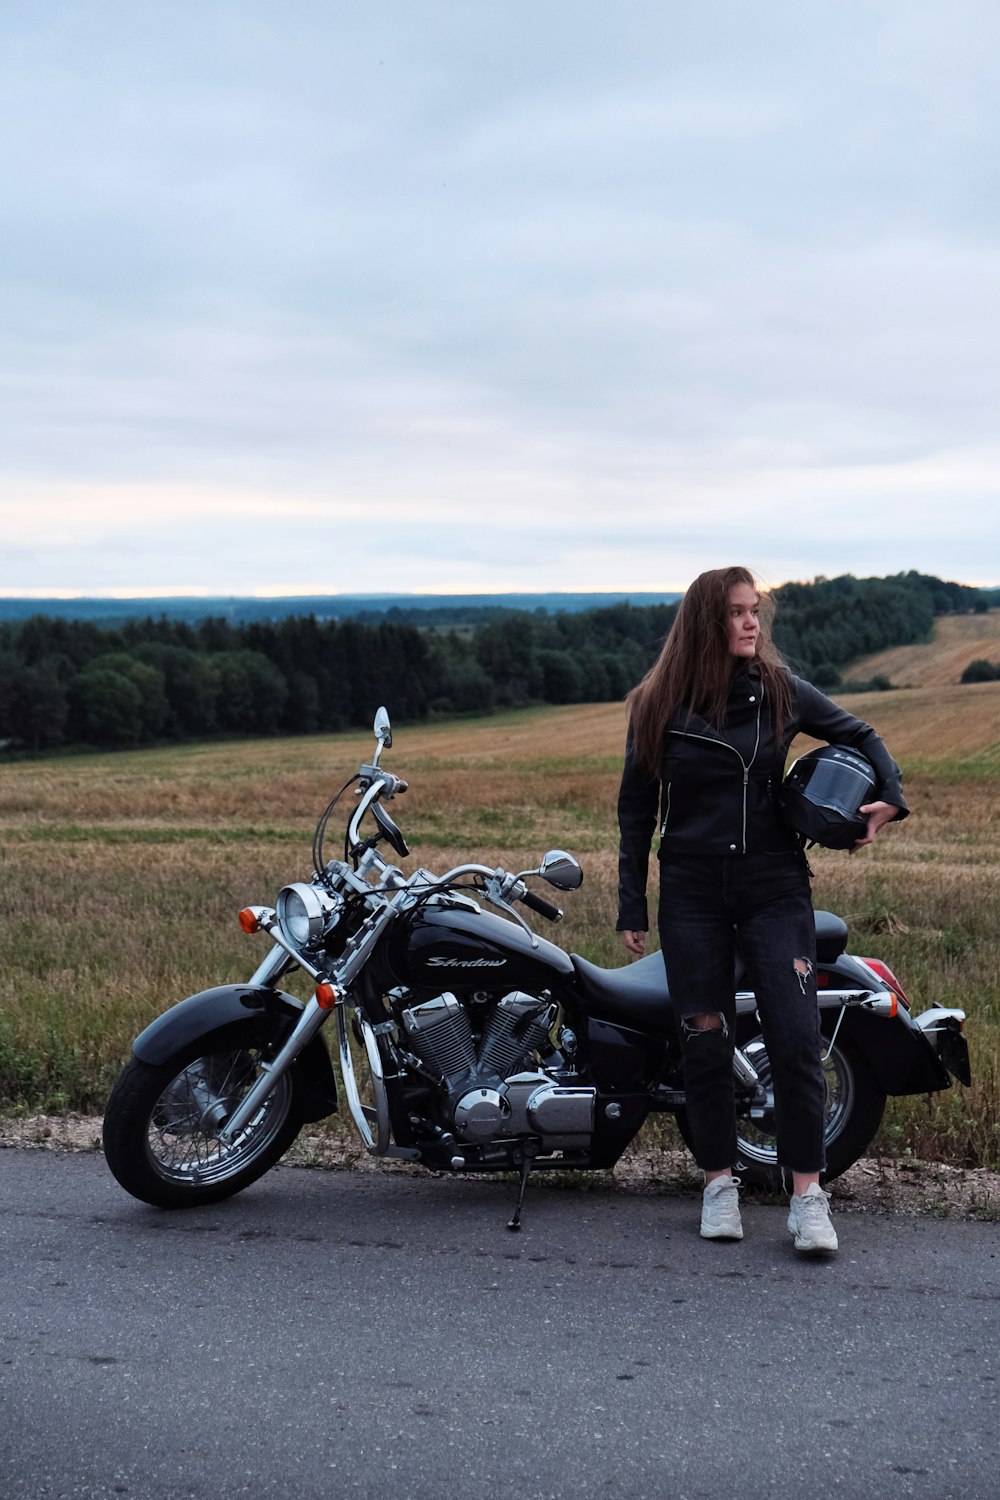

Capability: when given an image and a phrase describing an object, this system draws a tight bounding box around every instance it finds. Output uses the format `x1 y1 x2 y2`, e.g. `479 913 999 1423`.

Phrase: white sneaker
700 1175 743 1240
787 1183 838 1254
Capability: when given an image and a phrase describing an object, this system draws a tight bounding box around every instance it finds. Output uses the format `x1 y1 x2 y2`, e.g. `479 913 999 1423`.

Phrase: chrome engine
399 990 595 1149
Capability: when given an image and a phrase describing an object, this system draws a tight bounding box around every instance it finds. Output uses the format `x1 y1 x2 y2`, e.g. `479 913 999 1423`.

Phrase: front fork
219 993 329 1143
219 901 404 1148
217 940 330 1144
219 958 409 1158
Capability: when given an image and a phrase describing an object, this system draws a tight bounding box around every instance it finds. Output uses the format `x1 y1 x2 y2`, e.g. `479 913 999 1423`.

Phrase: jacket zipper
660 782 672 837
668 683 764 853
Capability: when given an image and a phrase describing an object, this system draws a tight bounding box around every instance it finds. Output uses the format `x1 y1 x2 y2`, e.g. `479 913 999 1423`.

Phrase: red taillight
860 957 910 1009
816 971 829 989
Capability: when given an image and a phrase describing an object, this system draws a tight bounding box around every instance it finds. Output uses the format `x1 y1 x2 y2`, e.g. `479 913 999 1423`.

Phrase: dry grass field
1 681 998 1168
847 609 1000 688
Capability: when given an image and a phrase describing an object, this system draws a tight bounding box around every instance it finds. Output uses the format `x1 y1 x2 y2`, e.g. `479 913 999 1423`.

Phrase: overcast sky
1 1 997 597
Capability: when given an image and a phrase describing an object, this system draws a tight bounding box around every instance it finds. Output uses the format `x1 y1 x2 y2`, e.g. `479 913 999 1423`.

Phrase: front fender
133 984 338 1124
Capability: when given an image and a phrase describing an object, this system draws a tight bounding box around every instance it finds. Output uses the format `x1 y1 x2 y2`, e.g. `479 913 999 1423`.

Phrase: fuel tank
384 903 575 993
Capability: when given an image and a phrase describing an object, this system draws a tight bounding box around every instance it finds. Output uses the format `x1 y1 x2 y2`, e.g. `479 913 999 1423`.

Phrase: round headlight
276 883 332 950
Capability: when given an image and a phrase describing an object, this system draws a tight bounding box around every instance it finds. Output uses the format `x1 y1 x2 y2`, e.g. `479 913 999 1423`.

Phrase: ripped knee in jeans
681 1013 729 1039
793 956 814 994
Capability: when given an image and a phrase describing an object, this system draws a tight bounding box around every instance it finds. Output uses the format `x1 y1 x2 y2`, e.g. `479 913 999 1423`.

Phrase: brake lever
483 873 539 949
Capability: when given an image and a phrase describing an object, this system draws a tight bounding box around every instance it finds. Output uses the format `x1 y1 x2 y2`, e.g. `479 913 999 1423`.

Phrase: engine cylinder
400 994 476 1078
478 992 554 1078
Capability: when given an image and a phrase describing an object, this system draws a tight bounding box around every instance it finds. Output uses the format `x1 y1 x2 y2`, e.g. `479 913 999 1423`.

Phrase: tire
103 1042 303 1208
676 1029 886 1193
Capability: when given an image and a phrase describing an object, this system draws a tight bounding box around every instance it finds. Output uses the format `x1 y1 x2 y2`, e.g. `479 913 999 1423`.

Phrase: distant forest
0 590 683 628
0 571 987 754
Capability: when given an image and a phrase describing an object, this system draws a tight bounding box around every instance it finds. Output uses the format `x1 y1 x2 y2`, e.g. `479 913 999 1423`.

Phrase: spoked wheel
676 1029 886 1192
103 1043 303 1208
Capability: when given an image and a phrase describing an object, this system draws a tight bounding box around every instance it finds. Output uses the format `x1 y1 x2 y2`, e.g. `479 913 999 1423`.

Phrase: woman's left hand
852 801 901 851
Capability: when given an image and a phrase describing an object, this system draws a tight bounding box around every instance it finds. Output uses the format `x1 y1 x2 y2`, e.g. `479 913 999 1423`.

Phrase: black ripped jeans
658 851 827 1175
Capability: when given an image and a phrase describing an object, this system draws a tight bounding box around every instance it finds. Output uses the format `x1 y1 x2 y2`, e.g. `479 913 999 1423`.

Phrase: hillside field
0 680 998 1168
846 609 1000 687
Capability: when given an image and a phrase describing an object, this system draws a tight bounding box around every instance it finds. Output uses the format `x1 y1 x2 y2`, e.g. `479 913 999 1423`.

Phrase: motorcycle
104 708 970 1228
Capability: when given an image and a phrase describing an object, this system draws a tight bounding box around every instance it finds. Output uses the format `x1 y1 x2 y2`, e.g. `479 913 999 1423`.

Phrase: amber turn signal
315 982 340 1010
239 908 260 934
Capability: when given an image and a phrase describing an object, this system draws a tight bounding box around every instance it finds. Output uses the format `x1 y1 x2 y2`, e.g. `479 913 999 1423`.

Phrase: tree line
0 571 986 753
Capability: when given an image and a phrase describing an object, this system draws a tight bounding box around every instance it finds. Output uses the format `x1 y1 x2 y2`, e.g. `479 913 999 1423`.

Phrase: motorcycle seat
569 950 676 1034
569 910 848 1033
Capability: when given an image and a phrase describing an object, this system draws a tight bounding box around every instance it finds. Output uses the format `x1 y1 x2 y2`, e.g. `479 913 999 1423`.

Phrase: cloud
0 2 998 593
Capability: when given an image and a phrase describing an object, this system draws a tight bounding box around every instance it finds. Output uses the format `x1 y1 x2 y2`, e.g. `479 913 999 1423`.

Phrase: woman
616 566 908 1254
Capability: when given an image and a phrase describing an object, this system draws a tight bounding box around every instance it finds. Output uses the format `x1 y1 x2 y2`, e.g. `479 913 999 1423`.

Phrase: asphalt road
2 1150 998 1500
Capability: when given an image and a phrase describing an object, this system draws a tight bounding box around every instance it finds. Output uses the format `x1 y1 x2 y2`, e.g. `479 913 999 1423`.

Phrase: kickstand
507 1148 536 1232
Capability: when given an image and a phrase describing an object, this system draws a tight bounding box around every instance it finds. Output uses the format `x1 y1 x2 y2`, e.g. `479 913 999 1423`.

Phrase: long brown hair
626 566 791 774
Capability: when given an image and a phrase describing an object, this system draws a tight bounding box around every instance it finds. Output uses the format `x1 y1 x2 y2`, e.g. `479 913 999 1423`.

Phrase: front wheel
103 1044 303 1208
676 1030 886 1193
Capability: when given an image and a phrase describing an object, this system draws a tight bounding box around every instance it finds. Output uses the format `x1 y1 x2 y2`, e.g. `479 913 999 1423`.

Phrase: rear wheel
676 1029 886 1193
103 1043 303 1208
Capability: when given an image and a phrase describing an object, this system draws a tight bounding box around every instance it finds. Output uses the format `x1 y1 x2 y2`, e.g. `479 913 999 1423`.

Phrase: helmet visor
802 757 875 817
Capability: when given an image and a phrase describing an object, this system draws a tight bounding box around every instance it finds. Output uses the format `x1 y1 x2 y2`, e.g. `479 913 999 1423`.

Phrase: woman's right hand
621 929 646 957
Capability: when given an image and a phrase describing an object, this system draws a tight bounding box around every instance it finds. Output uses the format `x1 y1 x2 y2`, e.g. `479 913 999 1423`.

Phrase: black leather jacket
616 665 909 931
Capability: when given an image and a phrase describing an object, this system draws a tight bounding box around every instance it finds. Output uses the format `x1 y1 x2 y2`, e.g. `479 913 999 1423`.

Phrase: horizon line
0 577 993 602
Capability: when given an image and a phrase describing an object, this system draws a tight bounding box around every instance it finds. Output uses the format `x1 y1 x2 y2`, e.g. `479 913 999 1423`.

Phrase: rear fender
817 953 956 1095
826 1006 952 1097
133 984 338 1123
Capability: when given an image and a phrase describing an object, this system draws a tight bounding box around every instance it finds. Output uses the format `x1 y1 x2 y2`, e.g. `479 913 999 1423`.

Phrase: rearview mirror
373 706 392 748
372 707 392 765
538 850 583 891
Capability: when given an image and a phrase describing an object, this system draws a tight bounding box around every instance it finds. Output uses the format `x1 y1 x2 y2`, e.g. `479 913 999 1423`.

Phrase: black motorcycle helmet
778 745 877 850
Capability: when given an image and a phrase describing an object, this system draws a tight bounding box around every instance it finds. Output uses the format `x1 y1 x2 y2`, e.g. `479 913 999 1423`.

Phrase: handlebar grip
520 889 563 922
